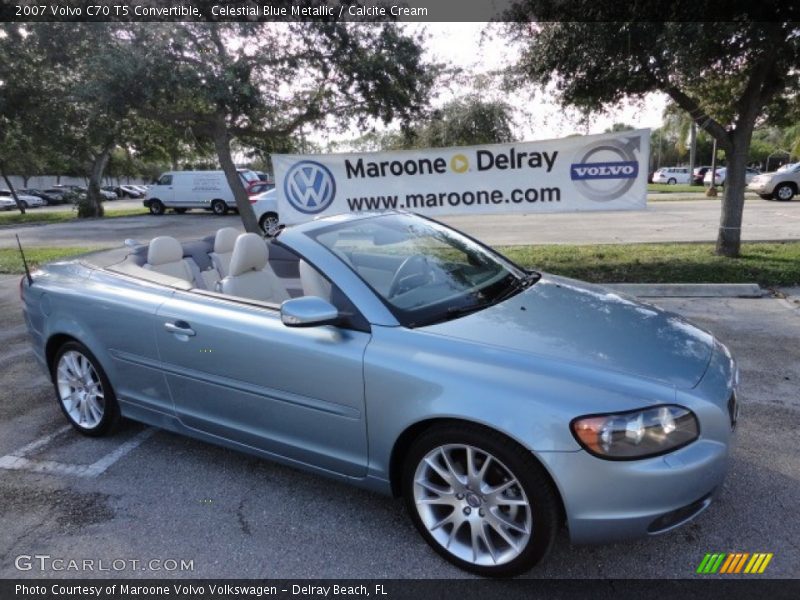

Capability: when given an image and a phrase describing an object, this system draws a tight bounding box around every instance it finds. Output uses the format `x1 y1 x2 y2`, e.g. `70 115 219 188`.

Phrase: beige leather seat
219 233 290 303
144 236 194 283
299 260 333 301
209 227 240 278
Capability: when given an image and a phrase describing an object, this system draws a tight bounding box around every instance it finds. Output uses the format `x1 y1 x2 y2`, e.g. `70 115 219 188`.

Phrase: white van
144 169 260 216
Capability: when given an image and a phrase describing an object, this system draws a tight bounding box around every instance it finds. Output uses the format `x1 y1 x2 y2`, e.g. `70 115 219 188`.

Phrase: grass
500 241 800 288
0 207 147 226
647 183 702 193
0 246 102 274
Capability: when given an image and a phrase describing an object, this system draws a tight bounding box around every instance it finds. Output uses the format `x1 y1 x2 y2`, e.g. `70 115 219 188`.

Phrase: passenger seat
144 236 195 283
209 227 240 278
219 233 290 304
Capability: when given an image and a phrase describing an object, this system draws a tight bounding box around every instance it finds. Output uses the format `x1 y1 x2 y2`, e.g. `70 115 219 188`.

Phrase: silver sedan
21 212 738 576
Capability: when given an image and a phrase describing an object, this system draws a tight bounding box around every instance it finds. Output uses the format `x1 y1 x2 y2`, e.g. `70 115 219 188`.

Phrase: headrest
228 233 269 276
214 227 240 254
147 236 184 266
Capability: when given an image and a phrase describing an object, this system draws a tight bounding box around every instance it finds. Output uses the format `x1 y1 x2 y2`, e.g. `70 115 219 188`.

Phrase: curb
604 283 765 298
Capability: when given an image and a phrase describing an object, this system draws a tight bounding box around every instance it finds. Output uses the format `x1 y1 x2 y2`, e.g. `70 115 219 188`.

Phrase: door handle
164 321 196 337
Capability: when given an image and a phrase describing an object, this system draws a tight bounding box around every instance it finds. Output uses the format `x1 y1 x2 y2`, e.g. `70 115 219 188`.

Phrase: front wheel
667 178 676 185
148 200 165 215
211 199 228 215
259 212 279 236
402 423 560 577
52 341 120 437
774 183 795 202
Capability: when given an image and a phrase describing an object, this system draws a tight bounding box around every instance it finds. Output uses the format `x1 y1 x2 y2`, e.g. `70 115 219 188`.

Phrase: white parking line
0 426 155 477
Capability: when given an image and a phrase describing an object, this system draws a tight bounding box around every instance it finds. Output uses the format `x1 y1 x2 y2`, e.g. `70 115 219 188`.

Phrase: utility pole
689 122 697 185
706 138 718 197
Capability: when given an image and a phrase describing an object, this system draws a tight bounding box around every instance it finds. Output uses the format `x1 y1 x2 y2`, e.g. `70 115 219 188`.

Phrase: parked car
101 186 121 199
21 211 739 577
747 163 800 201
117 185 144 198
703 167 760 187
19 188 60 205
691 166 712 185
651 167 691 185
0 197 16 210
249 188 279 234
0 189 45 208
144 169 260 215
247 181 275 196
42 188 79 204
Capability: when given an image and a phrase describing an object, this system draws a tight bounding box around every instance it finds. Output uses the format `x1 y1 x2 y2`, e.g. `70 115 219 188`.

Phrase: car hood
422 275 714 389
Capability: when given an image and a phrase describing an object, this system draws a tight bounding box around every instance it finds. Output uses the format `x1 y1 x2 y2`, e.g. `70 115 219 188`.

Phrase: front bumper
539 438 728 543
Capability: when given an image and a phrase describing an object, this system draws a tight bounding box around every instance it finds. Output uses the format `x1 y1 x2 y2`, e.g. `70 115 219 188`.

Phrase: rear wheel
259 212 279 236
402 423 560 577
52 341 120 437
211 199 228 215
774 183 795 202
149 200 165 215
667 178 677 185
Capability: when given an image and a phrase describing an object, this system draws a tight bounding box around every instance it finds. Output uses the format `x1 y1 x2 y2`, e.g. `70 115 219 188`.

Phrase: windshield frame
304 213 538 328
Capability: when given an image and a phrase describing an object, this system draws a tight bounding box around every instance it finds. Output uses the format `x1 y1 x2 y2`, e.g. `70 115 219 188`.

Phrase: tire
402 423 560 577
774 183 795 202
51 341 120 437
149 200 165 216
667 178 676 185
174 208 187 214
211 199 228 215
259 212 279 236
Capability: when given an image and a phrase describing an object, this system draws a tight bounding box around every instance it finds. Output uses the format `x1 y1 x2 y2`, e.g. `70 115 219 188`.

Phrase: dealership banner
273 129 650 224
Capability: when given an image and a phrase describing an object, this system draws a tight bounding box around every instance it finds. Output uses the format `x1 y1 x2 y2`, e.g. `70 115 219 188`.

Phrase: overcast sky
313 23 668 151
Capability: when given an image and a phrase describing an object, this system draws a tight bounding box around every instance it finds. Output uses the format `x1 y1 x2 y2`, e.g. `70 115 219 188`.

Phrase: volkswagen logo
570 136 642 202
284 160 336 214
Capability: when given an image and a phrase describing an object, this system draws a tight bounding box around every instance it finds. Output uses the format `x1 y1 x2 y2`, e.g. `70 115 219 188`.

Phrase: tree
503 14 799 256
338 96 515 152
140 22 433 232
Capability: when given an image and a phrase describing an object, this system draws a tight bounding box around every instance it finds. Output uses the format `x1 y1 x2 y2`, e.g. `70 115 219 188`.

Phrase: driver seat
219 233 290 304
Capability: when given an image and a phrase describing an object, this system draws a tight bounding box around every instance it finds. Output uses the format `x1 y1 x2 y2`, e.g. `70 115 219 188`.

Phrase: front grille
728 391 739 431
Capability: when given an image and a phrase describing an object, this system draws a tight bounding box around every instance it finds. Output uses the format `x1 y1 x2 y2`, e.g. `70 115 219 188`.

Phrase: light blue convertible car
20 211 738 576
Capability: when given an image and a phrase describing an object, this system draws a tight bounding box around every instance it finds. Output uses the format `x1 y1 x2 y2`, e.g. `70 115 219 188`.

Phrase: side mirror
281 296 339 328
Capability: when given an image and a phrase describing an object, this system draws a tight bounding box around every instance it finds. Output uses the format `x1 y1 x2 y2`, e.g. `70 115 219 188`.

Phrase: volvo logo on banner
273 129 650 224
283 160 336 214
570 137 642 202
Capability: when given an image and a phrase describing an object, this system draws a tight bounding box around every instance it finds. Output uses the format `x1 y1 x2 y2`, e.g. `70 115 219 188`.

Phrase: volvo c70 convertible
21 211 739 577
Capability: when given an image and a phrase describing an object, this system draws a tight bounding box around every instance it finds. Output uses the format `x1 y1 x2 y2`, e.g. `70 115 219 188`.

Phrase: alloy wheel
56 350 105 429
412 444 532 567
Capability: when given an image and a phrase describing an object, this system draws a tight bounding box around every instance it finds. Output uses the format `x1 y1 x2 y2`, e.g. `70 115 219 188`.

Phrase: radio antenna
16 234 33 286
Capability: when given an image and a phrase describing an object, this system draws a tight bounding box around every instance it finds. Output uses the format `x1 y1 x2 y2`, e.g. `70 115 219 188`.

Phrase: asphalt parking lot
0 273 798 579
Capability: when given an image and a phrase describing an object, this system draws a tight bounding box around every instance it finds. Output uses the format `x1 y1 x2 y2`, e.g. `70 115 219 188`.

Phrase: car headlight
570 405 699 460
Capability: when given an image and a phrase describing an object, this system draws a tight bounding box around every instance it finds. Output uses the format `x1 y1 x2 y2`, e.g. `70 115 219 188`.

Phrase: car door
152 174 175 206
154 290 370 477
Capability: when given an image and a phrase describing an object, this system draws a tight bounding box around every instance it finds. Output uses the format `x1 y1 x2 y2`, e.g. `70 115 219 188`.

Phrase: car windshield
307 213 538 327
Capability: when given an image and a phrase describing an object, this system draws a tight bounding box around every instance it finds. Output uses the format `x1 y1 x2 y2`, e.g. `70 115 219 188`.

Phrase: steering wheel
387 255 432 298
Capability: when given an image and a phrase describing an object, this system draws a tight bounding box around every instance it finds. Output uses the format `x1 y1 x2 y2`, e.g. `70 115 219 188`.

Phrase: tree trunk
0 163 26 214
83 146 112 218
715 140 750 257
212 116 260 233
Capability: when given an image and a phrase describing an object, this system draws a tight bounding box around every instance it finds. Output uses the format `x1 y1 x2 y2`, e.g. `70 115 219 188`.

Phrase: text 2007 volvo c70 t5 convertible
21 211 739 576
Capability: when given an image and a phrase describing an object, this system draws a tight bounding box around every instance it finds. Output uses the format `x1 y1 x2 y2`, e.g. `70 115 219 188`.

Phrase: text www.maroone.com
345 186 561 211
